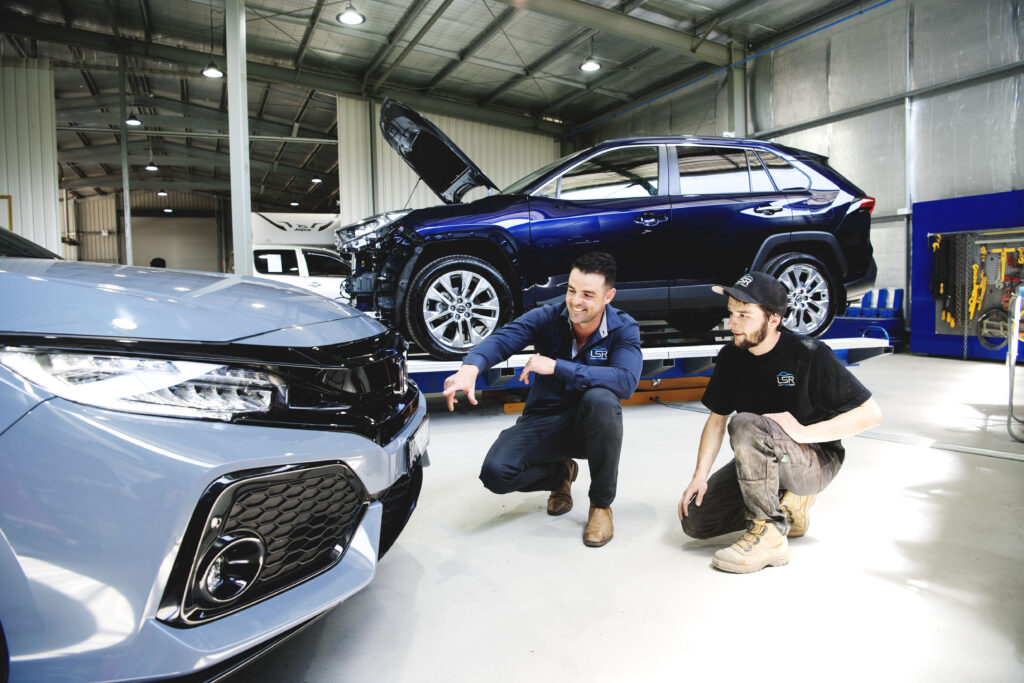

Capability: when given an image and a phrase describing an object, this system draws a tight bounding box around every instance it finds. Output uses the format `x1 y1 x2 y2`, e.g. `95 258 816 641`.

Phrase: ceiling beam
293 0 326 70
371 0 457 93
426 6 520 93
0 7 564 135
360 0 433 92
494 0 731 66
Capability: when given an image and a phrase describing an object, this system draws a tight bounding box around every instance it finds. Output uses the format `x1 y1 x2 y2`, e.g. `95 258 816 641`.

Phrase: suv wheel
764 252 837 337
404 255 514 359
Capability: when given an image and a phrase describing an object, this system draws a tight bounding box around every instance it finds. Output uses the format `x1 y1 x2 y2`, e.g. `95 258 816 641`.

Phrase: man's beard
734 317 769 350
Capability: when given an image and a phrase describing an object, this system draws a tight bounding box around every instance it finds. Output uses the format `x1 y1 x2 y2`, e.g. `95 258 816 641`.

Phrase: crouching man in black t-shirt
677 272 882 573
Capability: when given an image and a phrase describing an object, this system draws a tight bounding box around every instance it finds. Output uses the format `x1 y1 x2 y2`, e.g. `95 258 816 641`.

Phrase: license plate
407 416 429 468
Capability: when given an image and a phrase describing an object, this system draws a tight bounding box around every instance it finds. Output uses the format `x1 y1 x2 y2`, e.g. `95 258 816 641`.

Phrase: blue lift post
409 336 892 397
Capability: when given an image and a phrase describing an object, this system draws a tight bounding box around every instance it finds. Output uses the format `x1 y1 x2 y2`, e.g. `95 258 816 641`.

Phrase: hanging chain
960 234 969 359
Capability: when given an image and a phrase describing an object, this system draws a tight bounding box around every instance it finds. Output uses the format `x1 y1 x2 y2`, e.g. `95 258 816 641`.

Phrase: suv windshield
0 230 61 259
499 152 578 195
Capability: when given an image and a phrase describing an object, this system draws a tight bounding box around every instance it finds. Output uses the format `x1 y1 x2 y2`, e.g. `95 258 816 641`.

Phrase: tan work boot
547 460 578 516
711 520 789 573
583 505 613 547
780 491 816 538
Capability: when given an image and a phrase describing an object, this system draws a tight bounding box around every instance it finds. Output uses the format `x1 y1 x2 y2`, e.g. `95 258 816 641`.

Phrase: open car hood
379 98 498 204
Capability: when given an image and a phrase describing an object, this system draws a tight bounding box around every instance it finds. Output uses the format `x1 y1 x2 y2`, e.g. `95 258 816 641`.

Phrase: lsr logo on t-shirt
777 371 795 387
589 346 608 361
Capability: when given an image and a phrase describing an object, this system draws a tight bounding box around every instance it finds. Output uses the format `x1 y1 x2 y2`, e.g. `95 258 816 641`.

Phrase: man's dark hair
572 251 617 288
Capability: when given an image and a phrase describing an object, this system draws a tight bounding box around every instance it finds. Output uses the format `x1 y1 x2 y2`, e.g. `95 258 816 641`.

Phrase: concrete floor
229 352 1024 682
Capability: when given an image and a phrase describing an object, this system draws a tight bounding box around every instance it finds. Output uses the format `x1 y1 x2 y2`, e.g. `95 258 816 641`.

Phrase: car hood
379 98 498 205
0 259 386 344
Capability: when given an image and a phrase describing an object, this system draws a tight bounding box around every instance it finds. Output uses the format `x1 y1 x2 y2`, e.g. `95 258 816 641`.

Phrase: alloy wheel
421 269 502 350
777 263 831 335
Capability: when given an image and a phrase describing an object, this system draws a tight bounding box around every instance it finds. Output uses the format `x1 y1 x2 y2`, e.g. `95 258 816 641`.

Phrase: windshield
0 230 61 259
499 151 580 195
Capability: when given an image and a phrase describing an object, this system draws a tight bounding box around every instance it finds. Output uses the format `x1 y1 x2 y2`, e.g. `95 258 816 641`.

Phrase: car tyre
764 252 838 337
667 309 727 335
404 254 514 359
1 620 7 683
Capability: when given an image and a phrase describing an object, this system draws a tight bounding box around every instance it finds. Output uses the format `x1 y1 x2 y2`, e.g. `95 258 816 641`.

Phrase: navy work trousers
479 387 623 508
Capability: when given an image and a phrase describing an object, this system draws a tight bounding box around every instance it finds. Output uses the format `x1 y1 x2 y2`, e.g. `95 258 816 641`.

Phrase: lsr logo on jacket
777 371 795 387
589 346 608 361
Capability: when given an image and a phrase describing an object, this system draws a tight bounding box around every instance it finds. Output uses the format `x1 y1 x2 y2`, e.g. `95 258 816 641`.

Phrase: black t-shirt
702 332 872 453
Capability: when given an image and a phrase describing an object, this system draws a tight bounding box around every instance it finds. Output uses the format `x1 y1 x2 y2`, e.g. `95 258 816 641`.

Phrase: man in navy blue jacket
442 252 642 547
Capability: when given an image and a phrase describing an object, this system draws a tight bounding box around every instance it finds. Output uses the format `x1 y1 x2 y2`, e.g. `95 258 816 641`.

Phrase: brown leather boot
780 491 816 538
547 459 578 516
583 505 613 547
711 520 789 573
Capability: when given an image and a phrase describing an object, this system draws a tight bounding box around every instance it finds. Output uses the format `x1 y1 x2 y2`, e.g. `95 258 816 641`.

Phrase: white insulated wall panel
0 58 60 252
337 96 375 224
130 217 218 271
369 101 558 215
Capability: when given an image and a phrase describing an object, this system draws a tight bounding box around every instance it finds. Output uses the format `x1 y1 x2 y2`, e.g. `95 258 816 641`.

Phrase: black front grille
158 463 369 627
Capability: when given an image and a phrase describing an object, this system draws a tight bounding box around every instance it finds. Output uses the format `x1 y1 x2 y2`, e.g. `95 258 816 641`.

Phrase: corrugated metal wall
337 97 376 224
0 58 61 252
337 95 559 223
570 0 1023 291
74 195 119 264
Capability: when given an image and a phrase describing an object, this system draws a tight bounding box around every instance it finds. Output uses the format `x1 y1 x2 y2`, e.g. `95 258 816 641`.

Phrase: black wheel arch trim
392 233 523 326
751 232 848 278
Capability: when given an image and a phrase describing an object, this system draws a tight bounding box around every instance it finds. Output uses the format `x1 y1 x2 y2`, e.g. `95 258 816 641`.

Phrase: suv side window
747 151 776 192
755 150 811 191
675 146 756 194
304 250 351 277
538 146 660 200
255 249 300 275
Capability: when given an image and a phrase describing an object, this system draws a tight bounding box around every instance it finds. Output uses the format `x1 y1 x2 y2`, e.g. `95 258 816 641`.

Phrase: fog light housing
194 532 265 606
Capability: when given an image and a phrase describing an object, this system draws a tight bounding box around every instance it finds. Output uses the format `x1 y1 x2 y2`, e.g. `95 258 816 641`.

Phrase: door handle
309 282 321 287
634 212 668 227
754 203 784 215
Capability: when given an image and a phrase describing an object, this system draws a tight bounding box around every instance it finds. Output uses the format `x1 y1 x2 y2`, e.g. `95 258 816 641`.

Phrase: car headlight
334 209 412 251
0 349 283 420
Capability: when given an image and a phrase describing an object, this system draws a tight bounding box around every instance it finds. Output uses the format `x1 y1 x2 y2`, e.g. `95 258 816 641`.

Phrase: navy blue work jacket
462 303 642 415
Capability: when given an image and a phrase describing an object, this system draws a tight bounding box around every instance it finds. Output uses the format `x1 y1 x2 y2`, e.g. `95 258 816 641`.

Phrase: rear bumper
844 258 877 302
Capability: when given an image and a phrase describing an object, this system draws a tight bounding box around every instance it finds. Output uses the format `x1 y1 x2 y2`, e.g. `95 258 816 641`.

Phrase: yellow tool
980 245 987 261
992 247 1012 282
968 264 980 320
932 234 942 251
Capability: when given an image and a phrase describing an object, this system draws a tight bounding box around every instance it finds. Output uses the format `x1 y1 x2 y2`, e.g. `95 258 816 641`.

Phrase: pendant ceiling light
337 2 365 25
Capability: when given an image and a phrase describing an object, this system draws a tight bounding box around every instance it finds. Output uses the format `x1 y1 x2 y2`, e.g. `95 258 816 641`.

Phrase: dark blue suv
337 99 876 359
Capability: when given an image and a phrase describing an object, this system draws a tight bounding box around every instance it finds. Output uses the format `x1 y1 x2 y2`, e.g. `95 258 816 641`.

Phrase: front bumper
0 390 427 683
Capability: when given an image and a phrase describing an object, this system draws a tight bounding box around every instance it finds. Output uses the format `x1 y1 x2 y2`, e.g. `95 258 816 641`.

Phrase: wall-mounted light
289 202 299 207
337 2 365 25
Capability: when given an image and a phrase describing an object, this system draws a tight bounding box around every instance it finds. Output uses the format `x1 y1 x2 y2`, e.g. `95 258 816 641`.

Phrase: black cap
712 271 788 316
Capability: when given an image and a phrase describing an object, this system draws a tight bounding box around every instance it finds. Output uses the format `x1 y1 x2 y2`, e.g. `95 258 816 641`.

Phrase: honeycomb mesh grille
221 467 365 598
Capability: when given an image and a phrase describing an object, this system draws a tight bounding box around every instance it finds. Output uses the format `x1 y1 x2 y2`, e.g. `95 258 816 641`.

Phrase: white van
252 244 351 301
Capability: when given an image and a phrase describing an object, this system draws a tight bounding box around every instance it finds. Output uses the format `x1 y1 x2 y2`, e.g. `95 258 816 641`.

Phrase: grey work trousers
680 412 843 537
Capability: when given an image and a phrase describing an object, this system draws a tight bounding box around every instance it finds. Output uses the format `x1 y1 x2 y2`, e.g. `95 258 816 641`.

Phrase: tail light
854 197 875 214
